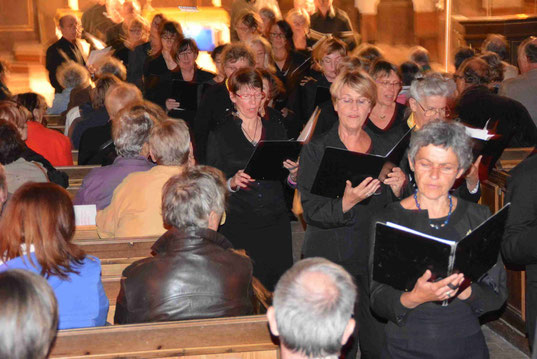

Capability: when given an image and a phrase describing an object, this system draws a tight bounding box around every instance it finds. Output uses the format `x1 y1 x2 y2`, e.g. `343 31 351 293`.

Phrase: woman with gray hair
74 102 157 210
370 120 507 358
48 61 90 115
114 166 253 324
405 72 480 202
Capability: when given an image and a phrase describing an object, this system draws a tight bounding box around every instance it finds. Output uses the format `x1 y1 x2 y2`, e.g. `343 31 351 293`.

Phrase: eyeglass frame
234 92 266 100
415 100 451 117
376 80 402 88
337 96 372 107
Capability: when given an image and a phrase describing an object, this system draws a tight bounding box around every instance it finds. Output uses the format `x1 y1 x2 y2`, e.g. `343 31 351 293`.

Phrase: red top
26 121 73 166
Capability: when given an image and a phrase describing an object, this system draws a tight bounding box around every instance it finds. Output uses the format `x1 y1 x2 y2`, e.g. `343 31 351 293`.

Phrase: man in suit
500 36 537 127
502 154 537 350
267 258 356 359
46 15 86 93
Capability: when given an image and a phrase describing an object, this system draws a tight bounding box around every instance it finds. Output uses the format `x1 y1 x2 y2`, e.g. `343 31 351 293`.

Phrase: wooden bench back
49 315 278 358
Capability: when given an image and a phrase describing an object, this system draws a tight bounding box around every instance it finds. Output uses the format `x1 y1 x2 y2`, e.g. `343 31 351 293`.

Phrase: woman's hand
400 270 465 309
283 159 299 182
383 167 407 198
165 99 181 111
341 177 381 213
230 170 254 190
466 155 482 192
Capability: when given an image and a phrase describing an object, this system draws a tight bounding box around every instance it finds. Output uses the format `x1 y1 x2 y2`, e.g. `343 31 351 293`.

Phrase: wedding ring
447 283 459 290
445 291 452 298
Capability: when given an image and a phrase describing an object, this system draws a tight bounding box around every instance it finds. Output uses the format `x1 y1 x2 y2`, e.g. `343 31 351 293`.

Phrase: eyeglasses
415 160 458 174
235 92 265 100
178 50 194 59
270 32 286 39
416 101 451 117
337 96 372 107
376 80 402 88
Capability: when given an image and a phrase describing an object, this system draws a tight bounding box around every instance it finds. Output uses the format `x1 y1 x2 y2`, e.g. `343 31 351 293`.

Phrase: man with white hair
267 258 356 359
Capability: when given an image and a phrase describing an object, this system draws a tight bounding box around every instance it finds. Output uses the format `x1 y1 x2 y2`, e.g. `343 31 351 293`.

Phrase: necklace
241 118 260 145
413 190 453 230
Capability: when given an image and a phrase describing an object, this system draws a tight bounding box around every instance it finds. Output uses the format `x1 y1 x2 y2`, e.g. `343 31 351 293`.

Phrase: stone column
376 0 415 45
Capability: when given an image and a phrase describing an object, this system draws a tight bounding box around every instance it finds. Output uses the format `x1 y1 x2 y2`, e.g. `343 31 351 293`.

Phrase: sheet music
74 205 97 226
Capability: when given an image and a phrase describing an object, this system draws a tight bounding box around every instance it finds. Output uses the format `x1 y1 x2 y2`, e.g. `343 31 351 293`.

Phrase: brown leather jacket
114 227 253 324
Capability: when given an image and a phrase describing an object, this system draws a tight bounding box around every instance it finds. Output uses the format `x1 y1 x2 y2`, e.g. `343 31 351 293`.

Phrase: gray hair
409 72 455 103
148 119 190 165
57 61 89 89
272 258 357 358
112 105 156 158
97 57 127 81
162 166 227 229
408 120 473 171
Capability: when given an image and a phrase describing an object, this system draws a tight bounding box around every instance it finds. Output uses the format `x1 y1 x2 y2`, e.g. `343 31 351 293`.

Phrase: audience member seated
114 166 253 324
14 92 73 166
194 43 255 163
46 15 86 94
75 102 156 209
0 269 58 359
0 182 109 329
234 10 262 43
370 120 507 358
0 101 68 188
113 16 148 70
78 81 142 165
267 258 356 359
409 46 431 73
310 0 356 50
481 34 518 80
500 36 537 127
454 47 475 71
479 52 504 93
48 61 89 115
455 57 537 174
97 119 193 238
0 120 48 194
129 13 166 89
0 164 7 215
96 57 127 81
71 74 121 149
0 59 11 101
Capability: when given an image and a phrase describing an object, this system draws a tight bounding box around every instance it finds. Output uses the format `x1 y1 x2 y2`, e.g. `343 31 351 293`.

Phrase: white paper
464 126 494 141
74 205 97 226
87 46 113 66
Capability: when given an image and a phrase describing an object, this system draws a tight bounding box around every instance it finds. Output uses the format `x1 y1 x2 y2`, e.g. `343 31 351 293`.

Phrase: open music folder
372 203 510 293
310 127 413 198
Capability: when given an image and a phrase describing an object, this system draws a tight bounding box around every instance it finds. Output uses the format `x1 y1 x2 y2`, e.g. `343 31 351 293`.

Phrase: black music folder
310 128 412 198
244 140 302 180
372 203 510 293
171 80 200 111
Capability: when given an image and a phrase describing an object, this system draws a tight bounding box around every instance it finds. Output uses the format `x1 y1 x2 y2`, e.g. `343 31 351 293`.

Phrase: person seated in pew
14 92 73 167
97 118 194 238
114 166 253 324
48 61 90 116
0 101 68 188
75 102 158 210
0 269 58 359
78 81 143 166
266 257 356 359
0 182 109 329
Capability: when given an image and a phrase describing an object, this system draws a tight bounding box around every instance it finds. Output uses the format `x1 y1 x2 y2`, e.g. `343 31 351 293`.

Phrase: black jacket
114 227 253 324
45 37 86 93
502 154 537 341
20 146 69 188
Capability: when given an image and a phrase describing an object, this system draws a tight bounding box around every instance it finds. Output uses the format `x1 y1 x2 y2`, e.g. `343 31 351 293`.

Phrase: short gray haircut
57 61 89 89
162 166 227 229
408 120 473 171
272 258 357 358
112 104 156 158
148 119 190 165
409 72 455 103
97 57 127 81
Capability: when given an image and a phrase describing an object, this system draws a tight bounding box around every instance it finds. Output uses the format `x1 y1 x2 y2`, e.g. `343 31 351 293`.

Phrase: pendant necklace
414 190 453 230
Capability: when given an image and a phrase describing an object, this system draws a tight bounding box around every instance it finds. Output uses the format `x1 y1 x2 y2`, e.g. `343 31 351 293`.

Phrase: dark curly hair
0 119 24 165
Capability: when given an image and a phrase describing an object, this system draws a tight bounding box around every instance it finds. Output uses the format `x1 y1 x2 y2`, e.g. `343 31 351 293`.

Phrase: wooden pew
49 315 279 359
44 114 65 127
72 150 78 165
57 165 100 197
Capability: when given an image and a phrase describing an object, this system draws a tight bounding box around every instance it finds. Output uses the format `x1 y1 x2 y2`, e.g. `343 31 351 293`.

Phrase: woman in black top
298 70 406 359
206 68 297 291
113 17 148 71
370 120 507 358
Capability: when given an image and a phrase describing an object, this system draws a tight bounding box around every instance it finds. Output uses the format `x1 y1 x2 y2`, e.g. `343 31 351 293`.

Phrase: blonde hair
330 70 377 107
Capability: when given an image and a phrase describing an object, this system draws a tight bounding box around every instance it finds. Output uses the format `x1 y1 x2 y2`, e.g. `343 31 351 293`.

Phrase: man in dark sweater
46 15 86 93
310 0 356 50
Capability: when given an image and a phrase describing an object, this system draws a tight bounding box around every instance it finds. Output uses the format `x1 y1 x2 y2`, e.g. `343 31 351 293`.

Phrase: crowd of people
0 0 537 358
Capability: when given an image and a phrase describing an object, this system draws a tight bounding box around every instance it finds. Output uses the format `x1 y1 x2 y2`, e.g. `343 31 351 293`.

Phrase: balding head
58 15 80 43
518 36 537 73
104 83 143 118
267 258 356 359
